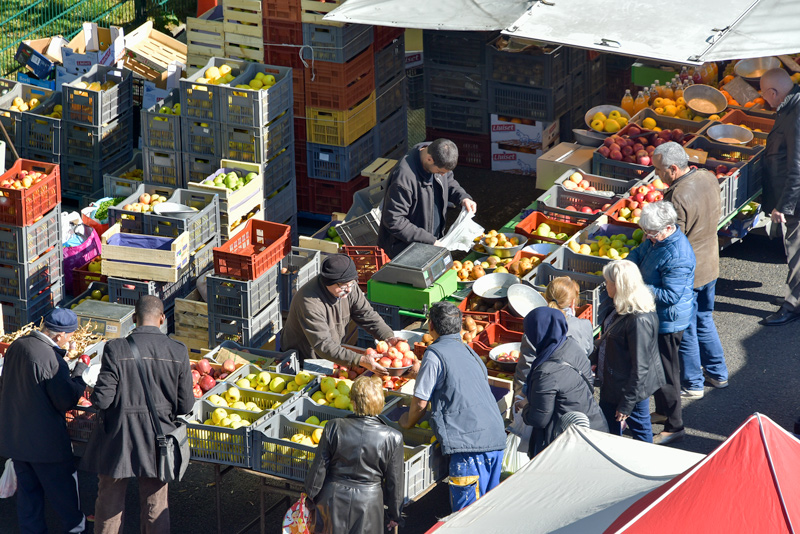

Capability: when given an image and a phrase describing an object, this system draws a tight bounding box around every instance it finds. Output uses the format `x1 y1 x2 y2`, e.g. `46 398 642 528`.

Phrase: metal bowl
584 105 631 135
734 57 781 81
524 243 560 256
480 233 528 259
507 284 548 318
389 330 423 344
706 124 754 145
386 364 413 377
489 342 522 372
153 202 195 218
472 272 520 300
683 85 727 116
572 128 606 147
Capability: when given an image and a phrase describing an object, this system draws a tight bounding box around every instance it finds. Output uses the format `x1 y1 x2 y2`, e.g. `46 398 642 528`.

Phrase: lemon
205 66 221 80
709 114 720 120
219 64 232 77
642 117 657 130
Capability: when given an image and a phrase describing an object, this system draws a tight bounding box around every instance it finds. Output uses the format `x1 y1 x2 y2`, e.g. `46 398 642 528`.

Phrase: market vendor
378 139 477 259
282 255 398 375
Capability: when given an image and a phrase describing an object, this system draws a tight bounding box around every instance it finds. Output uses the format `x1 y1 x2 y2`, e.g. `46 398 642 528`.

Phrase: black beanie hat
320 255 358 285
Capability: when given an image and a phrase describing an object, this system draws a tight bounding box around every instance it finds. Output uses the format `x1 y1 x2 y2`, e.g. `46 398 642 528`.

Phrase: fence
0 0 195 79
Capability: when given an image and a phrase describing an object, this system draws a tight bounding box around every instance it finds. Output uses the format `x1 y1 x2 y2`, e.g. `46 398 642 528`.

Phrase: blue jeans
14 459 85 534
600 398 653 443
448 450 504 512
679 279 728 390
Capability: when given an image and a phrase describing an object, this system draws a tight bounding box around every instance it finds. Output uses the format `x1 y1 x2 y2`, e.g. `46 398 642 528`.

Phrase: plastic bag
501 433 529 475
0 458 16 498
282 493 312 534
508 401 533 455
438 208 484 252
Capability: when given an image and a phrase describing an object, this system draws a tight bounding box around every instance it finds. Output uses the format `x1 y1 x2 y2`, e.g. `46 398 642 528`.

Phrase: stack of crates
373 28 408 161
0 159 63 332
186 6 225 74
61 64 135 201
0 79 54 164
224 0 265 63
140 88 182 188
423 31 497 169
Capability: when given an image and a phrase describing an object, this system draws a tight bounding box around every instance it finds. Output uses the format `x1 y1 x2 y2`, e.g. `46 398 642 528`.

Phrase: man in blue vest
400 302 506 512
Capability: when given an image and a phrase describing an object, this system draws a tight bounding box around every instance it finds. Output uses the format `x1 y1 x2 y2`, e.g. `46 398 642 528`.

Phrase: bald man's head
760 68 794 109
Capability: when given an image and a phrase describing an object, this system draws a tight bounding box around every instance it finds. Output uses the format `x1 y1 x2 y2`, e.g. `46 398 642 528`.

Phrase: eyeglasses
644 229 662 239
335 281 355 291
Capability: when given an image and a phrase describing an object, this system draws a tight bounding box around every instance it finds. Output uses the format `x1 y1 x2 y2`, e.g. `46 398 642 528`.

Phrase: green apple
211 408 227 425
327 226 339 238
306 415 321 426
257 371 271 386
236 379 251 389
244 172 257 183
269 376 286 393
295 371 312 386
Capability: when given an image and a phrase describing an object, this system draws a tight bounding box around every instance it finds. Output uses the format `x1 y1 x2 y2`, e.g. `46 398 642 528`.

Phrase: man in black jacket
0 308 88 533
378 139 476 258
759 69 800 326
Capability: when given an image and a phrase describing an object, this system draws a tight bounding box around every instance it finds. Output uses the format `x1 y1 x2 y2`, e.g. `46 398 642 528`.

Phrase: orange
753 97 766 105
720 90 731 99
744 101 756 108
721 75 734 85
729 99 740 106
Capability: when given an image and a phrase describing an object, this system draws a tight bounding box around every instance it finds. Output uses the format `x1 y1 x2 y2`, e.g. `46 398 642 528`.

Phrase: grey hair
653 141 689 170
428 139 459 171
603 260 656 315
638 201 677 233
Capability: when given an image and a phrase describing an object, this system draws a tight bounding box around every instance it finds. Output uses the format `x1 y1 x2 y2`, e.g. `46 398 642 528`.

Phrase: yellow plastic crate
306 92 376 146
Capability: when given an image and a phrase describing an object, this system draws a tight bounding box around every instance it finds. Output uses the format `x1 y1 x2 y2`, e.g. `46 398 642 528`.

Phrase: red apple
645 191 658 202
610 150 623 161
565 205 577 211
632 208 642 217
623 155 636 163
199 374 216 393
222 359 236 374
602 203 612 210
193 384 203 398
634 193 646 203
637 186 649 196
646 145 656 155
586 186 597 192
658 130 673 141
396 341 410 354
627 126 641 137
603 137 615 147
401 357 413 367
609 143 621 152
196 359 212 375
581 206 594 213
191 370 201 385
598 146 611 158
715 165 729 174
638 155 651 166
672 129 684 143
622 146 634 157
391 359 403 368
379 356 392 367
365 347 377 357
219 372 229 380
628 200 639 209
376 341 389 354
633 143 644 153
653 137 666 147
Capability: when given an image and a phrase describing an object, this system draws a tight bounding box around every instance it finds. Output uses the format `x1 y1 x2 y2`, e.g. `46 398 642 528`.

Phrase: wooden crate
223 0 264 39
300 0 346 26
186 8 225 59
174 288 209 337
361 157 398 186
100 223 191 283
189 159 264 229
225 35 266 62
124 21 187 81
170 334 209 356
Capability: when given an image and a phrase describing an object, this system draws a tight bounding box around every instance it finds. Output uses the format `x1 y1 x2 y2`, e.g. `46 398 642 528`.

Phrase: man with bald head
760 68 800 326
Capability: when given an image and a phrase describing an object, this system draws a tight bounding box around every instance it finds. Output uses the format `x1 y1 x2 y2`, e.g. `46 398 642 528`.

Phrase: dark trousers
94 475 170 534
13 459 85 534
782 216 800 311
654 331 685 432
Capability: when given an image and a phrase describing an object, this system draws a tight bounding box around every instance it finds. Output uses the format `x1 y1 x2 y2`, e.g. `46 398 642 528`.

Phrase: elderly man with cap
0 308 88 533
282 255 397 374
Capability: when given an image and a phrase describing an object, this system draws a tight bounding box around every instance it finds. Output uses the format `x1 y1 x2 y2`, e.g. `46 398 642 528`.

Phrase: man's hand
405 359 422 379
359 353 388 376
462 198 477 213
615 411 629 422
385 337 403 347
387 520 399 531
433 239 443 247
771 209 787 224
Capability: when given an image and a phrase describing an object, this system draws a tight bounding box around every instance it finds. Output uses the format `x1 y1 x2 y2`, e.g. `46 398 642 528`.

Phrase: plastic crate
685 136 764 203
377 75 406 123
62 111 133 161
264 177 297 223
106 183 179 233
591 151 654 182
553 168 641 197
180 118 221 157
719 109 773 147
192 236 220 278
208 295 282 347
62 65 132 126
487 79 569 122
189 160 264 224
279 247 321 312
604 198 648 228
179 57 249 121
376 106 408 160
629 108 711 134
214 218 292 280
72 257 107 296
183 152 221 185
525 262 610 329
425 127 491 169
147 189 221 251
541 246 612 277
103 152 145 198
142 147 184 188
302 23 374 63
306 92 377 146
337 208 380 246
141 89 182 151
66 405 99 443
0 245 61 301
305 45 375 111
422 30 497 67
375 35 405 88
406 66 424 110
533 185 618 224
307 127 378 182
62 151 133 201
108 270 194 310
0 159 61 227
223 64 293 128
250 414 322 479
347 180 387 220
223 111 293 164
374 26 404 52
515 211 587 244
340 246 389 290
183 400 254 467
425 92 490 134
207 263 280 318
473 323 523 356
307 175 370 215
0 205 60 264
424 63 487 101
19 92 62 157
487 39 567 89
263 17 303 41
381 139 408 161
0 282 62 333
0 81 53 145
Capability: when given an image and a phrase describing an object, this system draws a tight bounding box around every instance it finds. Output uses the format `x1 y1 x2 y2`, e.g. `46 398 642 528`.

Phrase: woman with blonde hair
305 375 404 533
595 260 665 442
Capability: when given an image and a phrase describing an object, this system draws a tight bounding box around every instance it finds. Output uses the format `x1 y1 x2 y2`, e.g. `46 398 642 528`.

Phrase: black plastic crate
61 149 133 201
143 147 185 188
406 66 424 110
0 246 62 301
302 23 374 63
377 105 407 159
374 35 405 89
425 94 489 134
207 264 280 319
424 64 486 100
377 75 406 123
19 92 62 157
141 89 182 151
279 247 321 313
0 282 63 334
0 205 60 264
488 79 570 122
208 296 282 348
307 130 378 182
567 47 587 73
422 30 498 67
264 177 297 224
108 268 194 310
486 39 567 89
63 111 133 161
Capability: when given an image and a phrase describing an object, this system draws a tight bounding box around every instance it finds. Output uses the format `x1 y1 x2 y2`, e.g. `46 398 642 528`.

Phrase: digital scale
370 243 453 289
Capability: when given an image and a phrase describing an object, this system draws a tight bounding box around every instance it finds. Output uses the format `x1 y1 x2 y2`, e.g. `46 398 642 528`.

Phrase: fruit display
233 370 312 394
463 294 506 314
206 389 264 413
589 109 629 133
32 103 62 121
330 363 367 381
153 102 181 121
373 339 418 370
199 170 258 192
191 358 240 398
529 222 571 241
120 192 169 213
506 254 540 277
717 75 768 109
118 168 144 181
69 286 109 308
233 71 277 91
0 168 49 190
560 171 602 194
323 225 344 245
7 95 43 113
461 315 485 344
494 350 520 364
569 229 645 260
71 80 117 93
196 64 237 86
311 377 356 411
190 405 255 430
597 127 690 167
452 259 487 281
479 230 521 249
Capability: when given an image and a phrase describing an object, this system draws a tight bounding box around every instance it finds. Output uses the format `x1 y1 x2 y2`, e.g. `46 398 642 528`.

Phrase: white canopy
430 426 704 533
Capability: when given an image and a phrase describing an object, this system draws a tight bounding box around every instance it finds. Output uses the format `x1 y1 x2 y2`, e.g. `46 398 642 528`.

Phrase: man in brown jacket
655 142 729 400
282 255 397 374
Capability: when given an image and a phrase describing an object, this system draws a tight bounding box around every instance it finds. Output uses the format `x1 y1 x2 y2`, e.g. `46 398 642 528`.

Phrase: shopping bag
63 226 102 291
282 493 312 534
501 433 529 475
0 458 17 498
508 402 533 454
438 208 484 252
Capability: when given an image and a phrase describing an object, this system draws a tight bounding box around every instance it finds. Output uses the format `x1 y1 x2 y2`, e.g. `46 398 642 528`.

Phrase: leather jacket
764 86 800 216
305 415 404 533
598 311 665 415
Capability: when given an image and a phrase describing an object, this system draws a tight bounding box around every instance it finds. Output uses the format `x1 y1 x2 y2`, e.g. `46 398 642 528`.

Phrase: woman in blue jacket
626 201 695 446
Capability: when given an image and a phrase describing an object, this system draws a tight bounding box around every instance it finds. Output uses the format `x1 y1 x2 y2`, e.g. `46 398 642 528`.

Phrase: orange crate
340 246 389 291
719 109 774 147
213 219 292 280
472 323 523 356
515 211 587 244
603 198 642 228
72 256 108 296
505 249 547 278
263 0 302 22
305 45 375 110
0 159 61 227
457 293 501 323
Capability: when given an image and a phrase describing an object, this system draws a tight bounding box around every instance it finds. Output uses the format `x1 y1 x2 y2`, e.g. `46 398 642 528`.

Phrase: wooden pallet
125 21 187 77
223 0 264 39
300 0 346 26
361 157 398 185
170 333 209 356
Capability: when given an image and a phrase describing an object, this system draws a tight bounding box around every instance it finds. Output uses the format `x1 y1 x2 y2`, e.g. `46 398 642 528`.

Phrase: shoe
654 429 685 445
704 375 729 389
771 296 785 307
760 308 800 326
650 412 668 424
681 388 704 399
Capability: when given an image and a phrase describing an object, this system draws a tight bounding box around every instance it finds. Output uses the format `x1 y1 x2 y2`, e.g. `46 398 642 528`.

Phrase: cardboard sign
685 147 708 165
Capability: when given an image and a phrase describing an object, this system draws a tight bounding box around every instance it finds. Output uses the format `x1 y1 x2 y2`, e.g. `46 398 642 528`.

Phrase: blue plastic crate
223 111 293 165
265 177 297 224
374 35 405 89
376 105 407 160
307 129 378 182
263 146 296 195
302 23 374 63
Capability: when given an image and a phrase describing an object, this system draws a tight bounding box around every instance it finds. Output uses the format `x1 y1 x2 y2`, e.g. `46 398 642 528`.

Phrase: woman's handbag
127 335 190 483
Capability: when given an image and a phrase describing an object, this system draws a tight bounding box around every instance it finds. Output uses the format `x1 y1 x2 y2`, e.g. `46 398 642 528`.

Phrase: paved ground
2 169 799 533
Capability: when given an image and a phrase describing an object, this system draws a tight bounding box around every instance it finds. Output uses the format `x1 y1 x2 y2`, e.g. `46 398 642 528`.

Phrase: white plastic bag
508 401 533 454
501 433 529 474
0 458 17 498
438 208 484 252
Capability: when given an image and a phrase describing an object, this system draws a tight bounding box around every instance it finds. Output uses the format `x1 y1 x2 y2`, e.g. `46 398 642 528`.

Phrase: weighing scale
370 243 453 289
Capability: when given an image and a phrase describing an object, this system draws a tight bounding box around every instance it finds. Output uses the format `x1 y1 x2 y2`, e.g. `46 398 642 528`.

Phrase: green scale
367 243 458 311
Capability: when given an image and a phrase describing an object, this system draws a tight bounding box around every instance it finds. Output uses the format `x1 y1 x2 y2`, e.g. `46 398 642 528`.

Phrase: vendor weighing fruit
282 255 399 375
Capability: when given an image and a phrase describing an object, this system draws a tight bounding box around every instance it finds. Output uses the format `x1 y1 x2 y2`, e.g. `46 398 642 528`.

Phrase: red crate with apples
472 323 523 356
607 178 669 226
72 256 108 296
533 186 616 224
340 246 389 292
191 358 246 399
0 159 61 227
515 211 587 244
457 293 502 323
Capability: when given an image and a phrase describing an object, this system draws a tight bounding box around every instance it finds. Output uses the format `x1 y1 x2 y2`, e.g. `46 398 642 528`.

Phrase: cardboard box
491 139 557 175
535 142 596 190
17 72 56 90
62 23 125 75
15 37 67 79
490 114 559 147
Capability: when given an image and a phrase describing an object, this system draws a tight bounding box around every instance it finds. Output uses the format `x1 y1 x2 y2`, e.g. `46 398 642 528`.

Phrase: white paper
438 208 484 252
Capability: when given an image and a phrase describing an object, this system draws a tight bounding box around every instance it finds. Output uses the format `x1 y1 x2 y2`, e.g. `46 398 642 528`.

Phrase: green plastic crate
367 268 458 311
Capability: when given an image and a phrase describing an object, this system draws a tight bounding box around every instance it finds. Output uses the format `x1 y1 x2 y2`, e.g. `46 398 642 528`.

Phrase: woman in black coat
597 260 666 443
305 375 404 533
523 307 607 457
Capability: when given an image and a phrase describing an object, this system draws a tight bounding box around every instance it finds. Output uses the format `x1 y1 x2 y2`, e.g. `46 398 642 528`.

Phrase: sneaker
704 375 729 389
681 388 704 399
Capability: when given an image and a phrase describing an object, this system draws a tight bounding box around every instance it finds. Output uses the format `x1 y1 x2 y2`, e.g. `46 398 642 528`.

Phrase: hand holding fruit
359 353 389 376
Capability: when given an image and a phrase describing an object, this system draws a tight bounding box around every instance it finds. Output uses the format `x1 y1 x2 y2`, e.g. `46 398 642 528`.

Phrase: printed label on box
490 114 560 147
491 139 557 175
405 51 423 68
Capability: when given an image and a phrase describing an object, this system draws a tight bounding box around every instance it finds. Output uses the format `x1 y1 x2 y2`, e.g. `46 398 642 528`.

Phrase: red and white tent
606 413 800 533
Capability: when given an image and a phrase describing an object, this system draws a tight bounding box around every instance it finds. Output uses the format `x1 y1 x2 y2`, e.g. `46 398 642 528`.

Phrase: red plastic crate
263 0 302 22
0 159 61 227
515 211 587 244
425 127 491 169
263 19 303 45
340 246 389 291
305 46 375 111
213 219 292 280
294 117 307 144
472 323 523 356
605 198 645 228
374 26 405 52
308 175 369 215
505 249 547 279
71 256 108 296
265 44 305 70
457 294 501 324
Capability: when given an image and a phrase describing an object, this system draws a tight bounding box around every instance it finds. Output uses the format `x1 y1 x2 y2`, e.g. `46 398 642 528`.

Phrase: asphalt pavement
2 169 799 533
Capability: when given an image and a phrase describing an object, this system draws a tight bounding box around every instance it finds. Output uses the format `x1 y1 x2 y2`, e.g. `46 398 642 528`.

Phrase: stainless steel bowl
734 57 781 81
507 283 548 318
706 124 754 145
584 105 631 135
683 85 727 116
572 129 606 147
480 233 528 259
489 342 522 372
472 272 520 300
